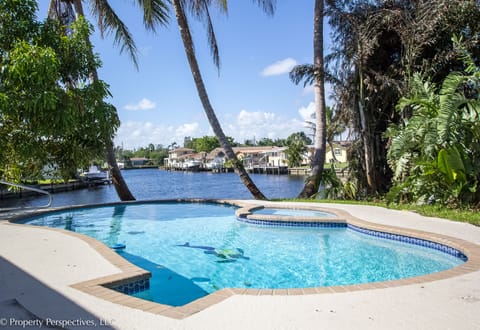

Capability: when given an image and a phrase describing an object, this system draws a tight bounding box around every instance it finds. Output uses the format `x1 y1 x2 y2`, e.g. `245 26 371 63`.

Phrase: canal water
1 169 307 208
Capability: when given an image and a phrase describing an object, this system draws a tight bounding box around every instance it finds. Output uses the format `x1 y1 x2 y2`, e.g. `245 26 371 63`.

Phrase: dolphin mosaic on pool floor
6 199 480 320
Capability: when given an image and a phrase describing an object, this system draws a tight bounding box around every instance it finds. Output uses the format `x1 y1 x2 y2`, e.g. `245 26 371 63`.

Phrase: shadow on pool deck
0 256 114 329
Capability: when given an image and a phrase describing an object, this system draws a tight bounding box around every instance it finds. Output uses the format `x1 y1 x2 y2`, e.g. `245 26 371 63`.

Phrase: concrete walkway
1 201 479 330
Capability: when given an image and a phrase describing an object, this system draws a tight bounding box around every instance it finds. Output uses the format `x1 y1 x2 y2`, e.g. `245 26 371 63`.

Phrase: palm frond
90 0 139 69
251 0 276 16
202 2 220 70
180 0 224 70
289 64 315 87
135 0 170 32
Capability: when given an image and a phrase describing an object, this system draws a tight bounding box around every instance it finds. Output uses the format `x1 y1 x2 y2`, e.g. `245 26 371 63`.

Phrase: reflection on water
107 205 127 247
1 169 307 208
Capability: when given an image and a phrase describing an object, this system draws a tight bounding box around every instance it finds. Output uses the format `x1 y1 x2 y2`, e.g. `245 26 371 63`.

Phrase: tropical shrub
0 0 118 182
318 165 357 200
386 37 480 207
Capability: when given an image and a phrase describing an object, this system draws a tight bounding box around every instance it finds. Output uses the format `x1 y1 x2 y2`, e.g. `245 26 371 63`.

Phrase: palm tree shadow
0 256 114 329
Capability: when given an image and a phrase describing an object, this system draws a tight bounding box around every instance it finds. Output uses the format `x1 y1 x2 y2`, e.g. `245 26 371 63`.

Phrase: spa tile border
5 199 480 320
236 204 467 260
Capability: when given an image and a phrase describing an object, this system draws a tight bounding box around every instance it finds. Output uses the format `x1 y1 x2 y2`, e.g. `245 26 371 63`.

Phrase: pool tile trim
6 199 480 320
237 204 468 260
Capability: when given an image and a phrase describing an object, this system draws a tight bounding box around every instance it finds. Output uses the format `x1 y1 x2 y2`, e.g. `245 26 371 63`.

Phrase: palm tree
170 0 275 200
47 0 170 201
327 0 480 196
290 0 326 198
49 0 274 200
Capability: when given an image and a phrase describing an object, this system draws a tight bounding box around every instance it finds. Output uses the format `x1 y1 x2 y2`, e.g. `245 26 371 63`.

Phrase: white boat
81 165 108 181
183 160 202 171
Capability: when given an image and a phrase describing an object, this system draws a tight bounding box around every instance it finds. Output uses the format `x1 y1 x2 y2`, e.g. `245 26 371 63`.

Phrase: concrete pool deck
1 200 480 329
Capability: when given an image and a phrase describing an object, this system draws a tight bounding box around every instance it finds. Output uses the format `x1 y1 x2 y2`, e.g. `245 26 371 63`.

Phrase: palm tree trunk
106 141 135 200
172 0 266 200
52 0 135 201
298 0 327 198
356 39 377 194
358 100 377 193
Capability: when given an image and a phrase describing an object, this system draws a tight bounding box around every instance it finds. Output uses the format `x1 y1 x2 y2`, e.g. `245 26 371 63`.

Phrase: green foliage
328 1 480 195
115 144 169 167
386 38 480 207
318 165 357 200
185 135 221 152
0 0 39 54
286 131 312 146
256 137 286 146
0 1 118 182
284 133 308 168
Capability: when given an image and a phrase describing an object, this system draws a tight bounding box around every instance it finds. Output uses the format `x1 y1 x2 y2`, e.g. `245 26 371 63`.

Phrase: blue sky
38 1 331 150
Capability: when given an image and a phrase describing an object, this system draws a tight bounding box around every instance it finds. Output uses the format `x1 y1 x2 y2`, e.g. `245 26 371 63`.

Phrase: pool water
252 208 336 217
23 202 465 306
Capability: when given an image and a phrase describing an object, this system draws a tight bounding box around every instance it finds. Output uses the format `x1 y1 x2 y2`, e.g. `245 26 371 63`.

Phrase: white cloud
114 104 318 149
302 85 315 95
224 109 306 143
298 102 315 121
261 57 298 77
237 110 276 126
175 122 201 137
124 98 156 111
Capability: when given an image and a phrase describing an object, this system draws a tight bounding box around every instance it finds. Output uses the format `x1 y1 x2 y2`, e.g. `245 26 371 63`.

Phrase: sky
38 1 332 150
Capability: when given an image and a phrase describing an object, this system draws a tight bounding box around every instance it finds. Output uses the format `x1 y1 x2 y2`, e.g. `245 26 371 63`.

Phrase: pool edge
5 199 480 320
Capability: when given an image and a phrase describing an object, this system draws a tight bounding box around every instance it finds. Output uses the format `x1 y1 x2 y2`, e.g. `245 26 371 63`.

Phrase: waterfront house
304 141 350 165
164 148 195 169
165 146 288 172
234 146 288 169
205 148 226 169
325 141 350 164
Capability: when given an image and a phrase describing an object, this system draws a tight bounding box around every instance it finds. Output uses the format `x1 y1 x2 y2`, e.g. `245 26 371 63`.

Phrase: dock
246 165 289 175
0 178 111 201
288 167 311 175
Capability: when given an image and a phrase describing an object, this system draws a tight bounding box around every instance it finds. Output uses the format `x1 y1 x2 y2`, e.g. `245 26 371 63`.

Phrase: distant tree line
114 131 313 167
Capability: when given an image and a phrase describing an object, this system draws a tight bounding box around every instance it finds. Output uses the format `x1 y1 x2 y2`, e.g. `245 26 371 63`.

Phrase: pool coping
5 199 480 320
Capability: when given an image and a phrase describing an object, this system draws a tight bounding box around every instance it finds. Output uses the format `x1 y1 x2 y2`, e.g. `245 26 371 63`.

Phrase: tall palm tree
170 0 275 200
47 0 169 201
290 0 326 198
49 0 273 200
304 106 347 163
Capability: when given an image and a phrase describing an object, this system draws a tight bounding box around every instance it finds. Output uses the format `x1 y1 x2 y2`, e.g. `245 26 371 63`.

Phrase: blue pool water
22 202 465 306
252 208 336 217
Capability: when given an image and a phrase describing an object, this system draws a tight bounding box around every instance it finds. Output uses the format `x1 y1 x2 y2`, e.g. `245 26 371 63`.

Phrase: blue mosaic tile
236 217 467 261
348 224 467 261
110 278 150 295
237 217 347 228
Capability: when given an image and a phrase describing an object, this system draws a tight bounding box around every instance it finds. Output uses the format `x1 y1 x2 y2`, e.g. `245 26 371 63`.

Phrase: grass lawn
280 198 480 227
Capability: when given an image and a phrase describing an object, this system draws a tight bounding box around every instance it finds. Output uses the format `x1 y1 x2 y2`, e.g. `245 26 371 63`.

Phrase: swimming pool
21 202 466 306
250 207 336 217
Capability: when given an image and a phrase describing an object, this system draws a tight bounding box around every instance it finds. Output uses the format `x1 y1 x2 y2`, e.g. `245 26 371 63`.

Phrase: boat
80 165 109 181
183 160 202 171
